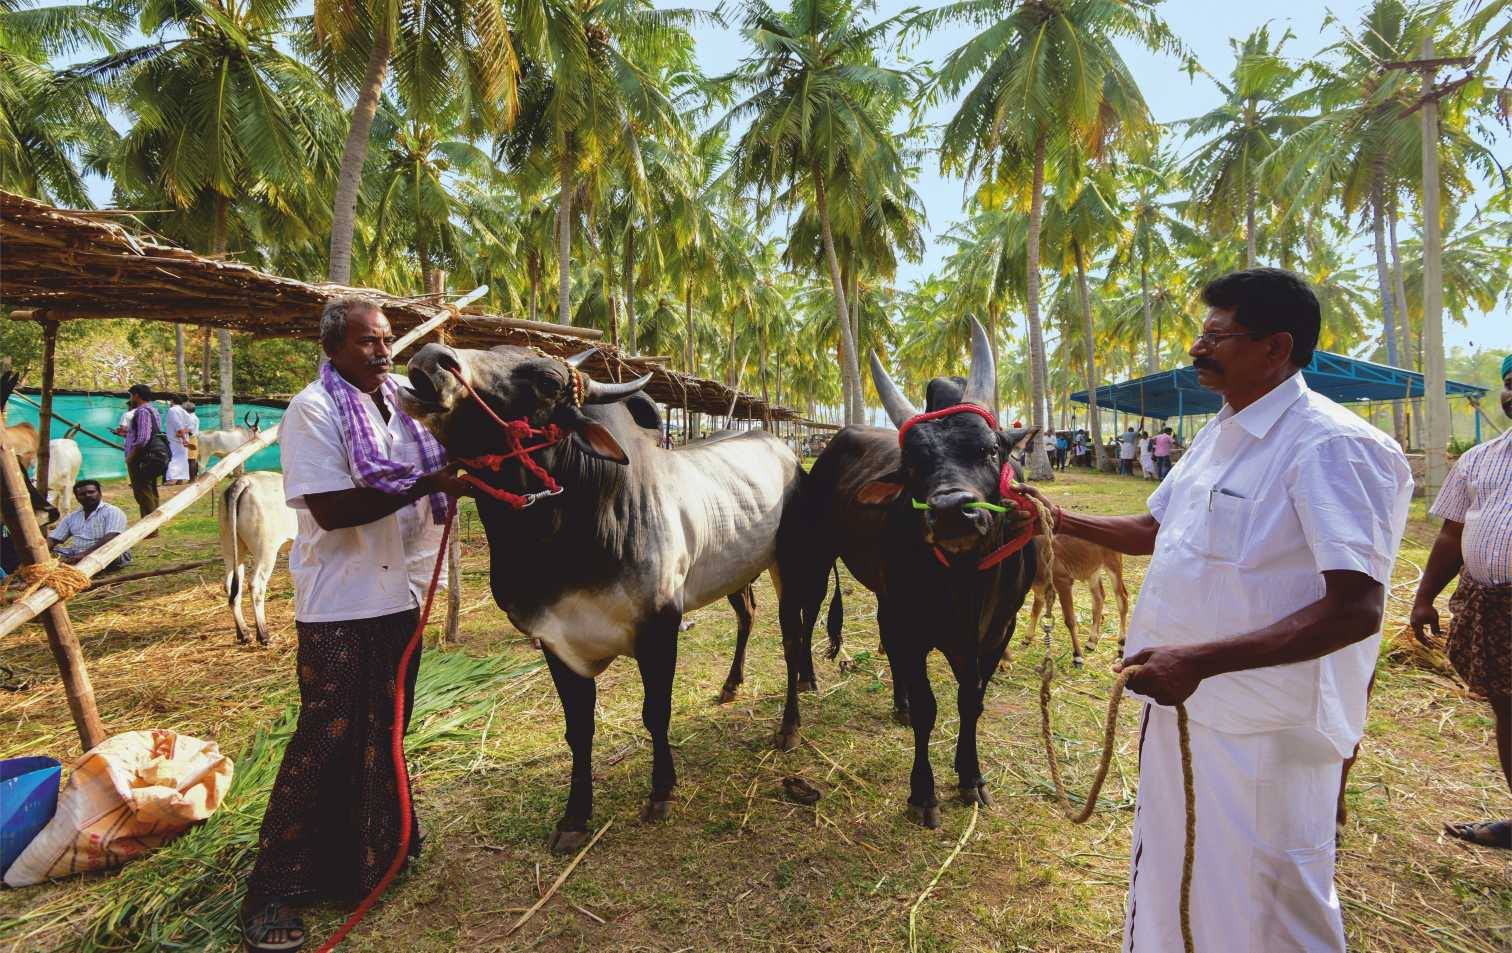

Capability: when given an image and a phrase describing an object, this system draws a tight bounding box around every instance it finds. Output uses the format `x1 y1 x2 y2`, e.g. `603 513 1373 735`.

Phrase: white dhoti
1124 704 1346 953
166 435 190 481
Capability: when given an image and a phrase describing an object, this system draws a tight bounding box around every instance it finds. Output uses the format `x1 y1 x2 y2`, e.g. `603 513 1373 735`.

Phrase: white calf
219 471 296 645
46 432 82 517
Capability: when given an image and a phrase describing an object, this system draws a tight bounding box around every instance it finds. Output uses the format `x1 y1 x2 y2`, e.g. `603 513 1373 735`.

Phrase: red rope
898 404 1034 572
314 496 456 953
442 364 570 509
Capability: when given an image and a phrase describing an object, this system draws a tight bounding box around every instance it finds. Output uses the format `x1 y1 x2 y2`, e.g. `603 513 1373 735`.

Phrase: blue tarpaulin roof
1070 350 1487 420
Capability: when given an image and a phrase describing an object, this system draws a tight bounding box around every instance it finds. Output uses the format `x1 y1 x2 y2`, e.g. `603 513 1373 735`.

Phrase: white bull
46 431 83 517
219 471 296 645
196 427 256 466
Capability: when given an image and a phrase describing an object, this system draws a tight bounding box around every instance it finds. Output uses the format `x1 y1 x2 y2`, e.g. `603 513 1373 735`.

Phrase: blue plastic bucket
0 756 62 878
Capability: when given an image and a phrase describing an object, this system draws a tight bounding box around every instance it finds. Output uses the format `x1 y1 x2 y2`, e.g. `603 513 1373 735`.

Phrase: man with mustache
1022 268 1412 952
240 296 469 952
1409 354 1512 850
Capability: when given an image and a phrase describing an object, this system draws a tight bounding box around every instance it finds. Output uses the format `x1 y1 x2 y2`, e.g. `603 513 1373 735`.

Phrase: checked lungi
1445 573 1511 701
246 608 423 905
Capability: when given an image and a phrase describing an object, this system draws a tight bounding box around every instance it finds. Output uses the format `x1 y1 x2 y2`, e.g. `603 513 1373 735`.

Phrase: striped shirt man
47 500 131 565
1431 428 1512 585
124 401 162 457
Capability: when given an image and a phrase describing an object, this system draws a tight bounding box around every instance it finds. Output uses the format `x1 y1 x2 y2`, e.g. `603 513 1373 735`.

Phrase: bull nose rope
1018 488 1196 953
441 364 572 509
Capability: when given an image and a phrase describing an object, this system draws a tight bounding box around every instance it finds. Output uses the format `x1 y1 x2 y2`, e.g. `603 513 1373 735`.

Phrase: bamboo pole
35 319 58 496
0 308 457 639
0 448 106 749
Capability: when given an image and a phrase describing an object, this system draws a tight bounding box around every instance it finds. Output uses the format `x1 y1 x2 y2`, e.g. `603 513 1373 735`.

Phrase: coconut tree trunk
812 164 862 427
1075 242 1105 468
1244 180 1257 268
1022 133 1053 479
1140 255 1157 375
173 326 187 391
684 282 699 440
328 27 391 284
200 328 212 393
602 228 618 347
623 224 637 353
212 195 234 428
527 250 540 322
1372 174 1405 446
1387 200 1422 448
839 258 859 421
558 155 574 325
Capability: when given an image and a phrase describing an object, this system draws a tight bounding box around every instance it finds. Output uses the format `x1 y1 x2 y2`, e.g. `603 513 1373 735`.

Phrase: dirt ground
1 469 1507 951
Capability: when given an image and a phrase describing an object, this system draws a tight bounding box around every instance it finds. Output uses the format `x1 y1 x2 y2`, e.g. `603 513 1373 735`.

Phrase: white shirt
48 502 131 564
167 405 200 441
280 376 444 624
1124 372 1412 756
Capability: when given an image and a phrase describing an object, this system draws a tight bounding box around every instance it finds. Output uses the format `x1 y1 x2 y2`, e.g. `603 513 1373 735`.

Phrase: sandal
242 897 305 951
1444 819 1512 850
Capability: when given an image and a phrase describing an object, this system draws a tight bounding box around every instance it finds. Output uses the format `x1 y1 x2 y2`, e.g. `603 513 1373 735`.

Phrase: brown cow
1026 535 1130 666
0 371 40 469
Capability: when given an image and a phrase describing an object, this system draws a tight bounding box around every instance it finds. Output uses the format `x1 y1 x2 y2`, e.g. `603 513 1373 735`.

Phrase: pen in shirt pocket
1208 486 1247 510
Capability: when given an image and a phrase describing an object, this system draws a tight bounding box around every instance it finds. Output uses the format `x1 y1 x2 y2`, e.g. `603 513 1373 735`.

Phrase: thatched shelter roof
0 191 795 421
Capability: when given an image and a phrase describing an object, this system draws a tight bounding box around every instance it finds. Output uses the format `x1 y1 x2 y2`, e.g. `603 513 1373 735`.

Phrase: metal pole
0 448 106 750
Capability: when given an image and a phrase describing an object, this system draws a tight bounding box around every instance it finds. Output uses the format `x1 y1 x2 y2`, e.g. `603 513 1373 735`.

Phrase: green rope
910 498 1011 514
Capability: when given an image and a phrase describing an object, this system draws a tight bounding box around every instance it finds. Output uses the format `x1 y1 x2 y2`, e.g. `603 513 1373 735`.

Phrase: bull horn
584 372 653 404
869 351 917 428
962 315 995 410
564 348 597 369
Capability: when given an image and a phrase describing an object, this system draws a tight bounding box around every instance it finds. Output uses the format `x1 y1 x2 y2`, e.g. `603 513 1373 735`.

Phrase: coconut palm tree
717 0 915 425
917 0 1177 477
1113 145 1200 373
1178 24 1307 268
308 0 521 284
98 0 341 425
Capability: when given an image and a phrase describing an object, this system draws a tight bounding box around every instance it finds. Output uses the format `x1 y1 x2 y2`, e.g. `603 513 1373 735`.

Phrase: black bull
775 317 1040 827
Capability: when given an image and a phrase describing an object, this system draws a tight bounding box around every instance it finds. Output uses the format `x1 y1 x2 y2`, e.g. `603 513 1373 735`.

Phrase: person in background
1055 430 1070 470
123 384 164 522
164 398 194 484
111 406 134 438
1152 426 1174 479
1409 354 1512 850
181 400 201 479
1138 429 1156 480
1020 267 1411 953
47 480 131 571
1074 429 1090 467
1118 426 1138 476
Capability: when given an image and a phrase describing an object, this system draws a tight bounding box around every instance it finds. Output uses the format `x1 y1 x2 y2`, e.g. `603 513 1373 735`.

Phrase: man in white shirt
240 296 467 953
164 399 197 484
1024 268 1412 952
46 480 131 571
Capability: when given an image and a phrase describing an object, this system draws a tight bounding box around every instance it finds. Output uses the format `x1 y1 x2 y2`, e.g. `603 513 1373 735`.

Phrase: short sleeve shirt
1131 373 1413 755
1429 429 1512 585
48 503 131 564
1153 433 1173 456
280 377 444 624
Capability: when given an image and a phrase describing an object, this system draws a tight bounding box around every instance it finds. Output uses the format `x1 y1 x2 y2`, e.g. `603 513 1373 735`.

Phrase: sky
681 0 1511 356
74 0 1510 356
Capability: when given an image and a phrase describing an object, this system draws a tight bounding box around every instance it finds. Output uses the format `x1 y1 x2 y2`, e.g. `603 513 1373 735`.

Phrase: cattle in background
219 471 296 645
0 371 39 468
196 412 264 467
775 318 1039 827
399 343 804 853
45 427 83 517
1026 536 1131 664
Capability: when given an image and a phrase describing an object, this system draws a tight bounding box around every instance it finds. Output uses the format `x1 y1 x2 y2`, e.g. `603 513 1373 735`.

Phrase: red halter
897 403 1037 572
443 364 572 509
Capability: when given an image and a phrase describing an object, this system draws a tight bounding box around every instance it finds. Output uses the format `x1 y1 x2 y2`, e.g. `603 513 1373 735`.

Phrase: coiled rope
1017 487 1197 953
0 557 92 604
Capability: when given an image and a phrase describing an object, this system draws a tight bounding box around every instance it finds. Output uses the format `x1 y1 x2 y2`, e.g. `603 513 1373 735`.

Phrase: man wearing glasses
1021 268 1412 952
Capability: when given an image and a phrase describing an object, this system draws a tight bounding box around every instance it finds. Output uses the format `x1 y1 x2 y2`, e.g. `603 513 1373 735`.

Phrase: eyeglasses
1192 330 1258 348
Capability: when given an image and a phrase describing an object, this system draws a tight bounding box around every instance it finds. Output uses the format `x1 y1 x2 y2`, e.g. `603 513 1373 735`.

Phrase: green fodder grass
1 650 540 953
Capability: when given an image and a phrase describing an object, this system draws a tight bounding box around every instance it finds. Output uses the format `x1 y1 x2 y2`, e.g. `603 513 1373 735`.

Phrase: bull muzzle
923 489 992 553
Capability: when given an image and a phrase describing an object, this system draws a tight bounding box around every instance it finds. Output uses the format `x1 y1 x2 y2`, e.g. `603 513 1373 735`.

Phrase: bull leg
1026 588 1045 648
1113 569 1131 658
228 563 250 645
1088 576 1106 652
251 557 276 646
544 649 596 854
774 561 825 751
774 593 806 751
635 614 679 822
1055 577 1082 668
946 653 990 807
719 586 756 704
879 597 910 726
896 648 940 828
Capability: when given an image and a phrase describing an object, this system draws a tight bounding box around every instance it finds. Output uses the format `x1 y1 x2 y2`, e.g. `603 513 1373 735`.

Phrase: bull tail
824 562 843 660
223 476 249 606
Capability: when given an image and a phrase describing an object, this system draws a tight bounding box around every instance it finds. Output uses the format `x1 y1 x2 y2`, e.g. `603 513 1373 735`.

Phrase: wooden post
0 448 106 750
35 317 58 498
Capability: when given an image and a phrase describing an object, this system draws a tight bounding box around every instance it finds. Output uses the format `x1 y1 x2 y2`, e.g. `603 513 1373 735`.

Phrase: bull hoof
234 630 250 646
958 782 992 807
797 678 818 693
892 708 912 727
906 803 942 829
718 683 739 704
1072 655 1084 669
547 826 588 854
772 728 800 752
640 798 673 823
255 629 272 647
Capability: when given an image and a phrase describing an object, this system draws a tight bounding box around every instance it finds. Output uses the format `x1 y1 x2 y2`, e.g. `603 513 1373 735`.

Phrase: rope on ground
907 802 978 953
0 557 91 605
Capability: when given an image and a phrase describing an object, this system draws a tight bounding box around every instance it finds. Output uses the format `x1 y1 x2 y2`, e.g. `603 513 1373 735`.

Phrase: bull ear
999 427 1038 454
571 419 630 464
855 472 905 506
